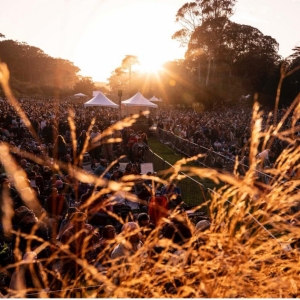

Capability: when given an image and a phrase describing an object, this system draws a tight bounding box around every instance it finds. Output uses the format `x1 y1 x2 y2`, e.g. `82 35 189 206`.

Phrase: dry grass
1 61 300 298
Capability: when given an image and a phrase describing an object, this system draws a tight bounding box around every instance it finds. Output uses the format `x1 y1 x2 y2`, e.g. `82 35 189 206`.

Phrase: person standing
89 126 101 169
53 135 67 161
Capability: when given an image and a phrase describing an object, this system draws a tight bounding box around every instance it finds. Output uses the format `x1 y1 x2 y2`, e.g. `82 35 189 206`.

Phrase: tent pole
118 90 122 120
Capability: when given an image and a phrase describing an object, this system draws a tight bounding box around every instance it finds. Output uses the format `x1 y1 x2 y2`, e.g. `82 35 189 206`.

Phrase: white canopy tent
149 96 162 102
84 92 119 108
93 91 100 97
74 93 87 98
122 92 158 108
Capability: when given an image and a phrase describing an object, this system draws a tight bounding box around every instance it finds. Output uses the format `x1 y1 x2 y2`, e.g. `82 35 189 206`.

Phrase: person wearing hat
13 206 50 260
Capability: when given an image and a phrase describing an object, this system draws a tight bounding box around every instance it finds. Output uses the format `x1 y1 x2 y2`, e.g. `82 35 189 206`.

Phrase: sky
0 0 299 83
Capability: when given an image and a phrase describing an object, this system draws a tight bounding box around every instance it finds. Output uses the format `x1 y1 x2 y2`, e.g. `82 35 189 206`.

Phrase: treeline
107 0 300 109
0 37 95 97
1 0 300 109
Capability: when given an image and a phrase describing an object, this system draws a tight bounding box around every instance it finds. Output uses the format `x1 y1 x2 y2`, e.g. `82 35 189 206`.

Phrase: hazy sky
0 0 299 82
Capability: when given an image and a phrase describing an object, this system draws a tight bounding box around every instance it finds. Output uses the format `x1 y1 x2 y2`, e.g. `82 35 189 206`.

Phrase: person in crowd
112 130 122 152
99 225 116 251
41 166 52 182
13 206 50 260
110 169 123 182
19 159 31 176
31 166 45 194
93 159 111 179
44 187 69 238
110 222 147 285
97 225 117 268
9 251 49 298
0 93 296 295
89 126 101 169
53 134 67 161
111 222 144 262
195 219 211 233
130 163 140 175
137 213 155 241
140 133 148 145
123 163 133 176
256 148 271 168
161 182 182 208
132 137 148 163
0 176 18 203
148 193 169 227
45 187 69 219
59 212 100 280
79 185 94 209
162 212 192 248
56 206 80 241
42 121 52 144
77 130 89 155
127 133 138 162
64 129 71 144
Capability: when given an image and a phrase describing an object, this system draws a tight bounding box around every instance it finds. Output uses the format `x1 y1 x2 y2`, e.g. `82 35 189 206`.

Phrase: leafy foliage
73 77 95 97
0 39 82 96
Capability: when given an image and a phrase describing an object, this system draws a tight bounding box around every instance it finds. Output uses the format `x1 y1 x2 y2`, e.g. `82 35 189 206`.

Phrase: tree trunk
198 60 201 82
206 56 211 86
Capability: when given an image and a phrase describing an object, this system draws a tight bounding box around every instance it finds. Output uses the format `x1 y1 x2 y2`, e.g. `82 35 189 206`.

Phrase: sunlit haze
0 0 299 82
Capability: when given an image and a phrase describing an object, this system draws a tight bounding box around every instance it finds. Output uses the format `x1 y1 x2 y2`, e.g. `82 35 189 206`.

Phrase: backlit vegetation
1 61 300 298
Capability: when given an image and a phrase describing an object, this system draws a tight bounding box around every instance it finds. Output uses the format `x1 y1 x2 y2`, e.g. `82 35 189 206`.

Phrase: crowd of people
0 95 299 296
155 105 300 180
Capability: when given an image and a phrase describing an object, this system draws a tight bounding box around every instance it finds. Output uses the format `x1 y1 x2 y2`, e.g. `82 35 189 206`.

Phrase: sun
137 56 163 74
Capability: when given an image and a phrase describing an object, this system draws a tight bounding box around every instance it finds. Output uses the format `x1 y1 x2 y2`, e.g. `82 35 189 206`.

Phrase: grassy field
147 136 184 165
148 136 221 186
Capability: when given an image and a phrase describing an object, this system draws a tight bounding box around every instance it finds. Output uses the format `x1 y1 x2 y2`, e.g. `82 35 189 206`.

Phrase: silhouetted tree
73 77 95 97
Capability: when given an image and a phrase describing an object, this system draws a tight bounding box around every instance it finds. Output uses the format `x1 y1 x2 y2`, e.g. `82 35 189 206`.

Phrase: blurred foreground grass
2 59 300 297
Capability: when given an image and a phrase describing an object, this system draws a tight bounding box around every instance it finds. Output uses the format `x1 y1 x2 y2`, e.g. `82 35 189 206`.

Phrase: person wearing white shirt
257 149 270 160
256 149 271 169
40 119 46 131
